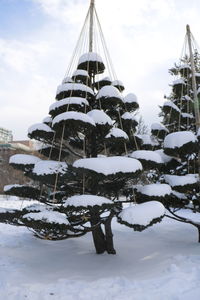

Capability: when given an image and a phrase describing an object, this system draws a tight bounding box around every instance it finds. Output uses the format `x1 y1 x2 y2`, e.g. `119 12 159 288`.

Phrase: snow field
0 197 200 299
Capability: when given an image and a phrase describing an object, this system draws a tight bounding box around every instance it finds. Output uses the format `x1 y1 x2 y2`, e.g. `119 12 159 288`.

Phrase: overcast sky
1 0 200 140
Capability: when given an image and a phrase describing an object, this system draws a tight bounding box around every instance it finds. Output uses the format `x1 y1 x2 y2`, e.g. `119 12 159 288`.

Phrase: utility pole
89 0 95 52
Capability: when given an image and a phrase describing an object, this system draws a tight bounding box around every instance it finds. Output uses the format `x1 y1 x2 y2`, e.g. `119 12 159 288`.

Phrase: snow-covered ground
0 196 200 300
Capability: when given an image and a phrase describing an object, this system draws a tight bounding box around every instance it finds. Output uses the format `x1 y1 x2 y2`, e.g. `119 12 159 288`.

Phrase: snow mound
72 69 89 77
121 112 137 121
56 83 94 96
4 184 26 192
63 195 113 208
33 160 68 176
123 93 138 103
78 52 103 64
73 156 143 176
164 174 199 187
137 184 172 197
106 128 129 140
24 204 50 212
61 76 73 84
163 101 181 113
164 131 197 149
112 80 124 87
96 85 123 100
151 123 169 132
28 123 54 135
130 150 163 164
42 116 52 124
118 201 165 227
49 97 89 113
171 190 187 200
181 113 194 119
172 78 185 85
52 111 96 127
9 154 40 165
155 149 174 163
136 134 159 147
23 210 69 225
112 80 124 90
87 109 112 125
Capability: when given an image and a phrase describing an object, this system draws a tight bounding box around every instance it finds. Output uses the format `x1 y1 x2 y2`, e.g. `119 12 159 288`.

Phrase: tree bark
90 214 106 254
105 213 116 254
196 225 200 243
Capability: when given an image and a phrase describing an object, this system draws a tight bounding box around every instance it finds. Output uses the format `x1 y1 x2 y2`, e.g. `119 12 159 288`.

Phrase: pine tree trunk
105 213 116 254
196 225 200 243
90 214 106 254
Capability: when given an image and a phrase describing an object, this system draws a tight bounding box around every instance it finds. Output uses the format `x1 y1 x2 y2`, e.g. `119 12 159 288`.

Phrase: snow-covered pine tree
0 0 165 254
149 25 200 241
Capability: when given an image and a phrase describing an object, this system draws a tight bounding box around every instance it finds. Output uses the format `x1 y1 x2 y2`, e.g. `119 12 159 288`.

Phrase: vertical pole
186 24 200 182
186 24 200 131
89 0 95 52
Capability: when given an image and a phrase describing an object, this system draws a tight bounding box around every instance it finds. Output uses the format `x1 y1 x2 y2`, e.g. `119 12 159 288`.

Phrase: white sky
1 0 200 140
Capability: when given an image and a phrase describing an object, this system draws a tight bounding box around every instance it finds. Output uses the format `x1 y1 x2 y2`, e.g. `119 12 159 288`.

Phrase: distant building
0 139 37 194
0 140 35 152
0 127 13 143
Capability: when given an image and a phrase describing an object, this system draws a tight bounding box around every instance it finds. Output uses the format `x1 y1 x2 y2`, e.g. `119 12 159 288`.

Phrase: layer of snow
4 184 26 192
181 95 192 101
130 150 163 164
151 123 169 132
73 156 143 175
96 85 123 100
78 52 103 64
87 109 112 125
163 101 181 113
179 64 191 71
155 149 173 163
105 128 129 139
181 112 194 119
23 210 69 225
0 207 17 213
171 190 187 199
164 174 199 187
136 134 159 146
121 112 137 121
119 201 165 226
42 116 52 124
61 76 73 84
1 196 200 299
112 80 124 87
56 83 94 96
63 194 113 208
28 123 54 134
95 76 111 83
172 78 185 85
164 131 197 149
49 97 89 113
9 154 40 165
52 111 96 127
25 204 50 212
137 184 172 197
33 160 68 176
123 93 138 103
72 69 89 77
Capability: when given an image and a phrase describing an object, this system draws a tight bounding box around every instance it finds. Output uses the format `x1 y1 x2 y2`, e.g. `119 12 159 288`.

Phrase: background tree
148 25 200 241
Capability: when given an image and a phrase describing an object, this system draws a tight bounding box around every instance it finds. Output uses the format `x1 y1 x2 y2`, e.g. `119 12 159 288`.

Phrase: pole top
90 0 95 5
186 24 190 33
